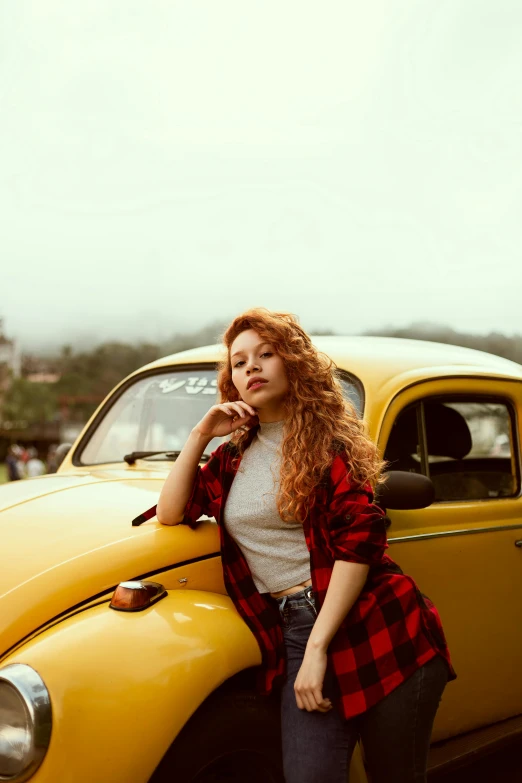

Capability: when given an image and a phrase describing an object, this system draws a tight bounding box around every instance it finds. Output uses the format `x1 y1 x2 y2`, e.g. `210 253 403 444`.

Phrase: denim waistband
274 585 316 614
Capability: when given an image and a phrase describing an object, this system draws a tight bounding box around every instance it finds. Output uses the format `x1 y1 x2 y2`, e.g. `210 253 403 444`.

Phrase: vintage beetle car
1 336 522 782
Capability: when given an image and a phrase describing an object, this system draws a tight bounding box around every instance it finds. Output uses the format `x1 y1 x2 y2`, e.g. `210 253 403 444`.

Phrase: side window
384 398 518 502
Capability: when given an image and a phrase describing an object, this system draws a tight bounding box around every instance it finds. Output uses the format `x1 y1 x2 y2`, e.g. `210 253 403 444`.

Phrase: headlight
0 664 51 782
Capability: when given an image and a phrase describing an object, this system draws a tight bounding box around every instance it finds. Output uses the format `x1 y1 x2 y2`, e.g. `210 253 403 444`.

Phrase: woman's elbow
157 507 183 526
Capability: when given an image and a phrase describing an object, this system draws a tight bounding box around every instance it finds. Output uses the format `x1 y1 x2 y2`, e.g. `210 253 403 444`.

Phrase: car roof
134 336 522 393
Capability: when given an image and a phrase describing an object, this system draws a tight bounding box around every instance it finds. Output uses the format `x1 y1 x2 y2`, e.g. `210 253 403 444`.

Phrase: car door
378 375 522 741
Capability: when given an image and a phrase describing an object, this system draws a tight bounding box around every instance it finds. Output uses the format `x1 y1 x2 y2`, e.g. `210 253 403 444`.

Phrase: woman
138 307 456 783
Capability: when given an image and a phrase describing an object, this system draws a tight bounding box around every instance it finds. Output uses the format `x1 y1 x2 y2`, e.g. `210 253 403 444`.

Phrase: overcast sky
1 0 521 352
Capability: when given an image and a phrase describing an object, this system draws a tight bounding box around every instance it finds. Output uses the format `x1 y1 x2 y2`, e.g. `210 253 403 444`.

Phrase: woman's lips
249 381 267 391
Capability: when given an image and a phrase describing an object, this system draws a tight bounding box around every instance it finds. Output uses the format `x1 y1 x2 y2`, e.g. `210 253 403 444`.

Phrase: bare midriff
270 577 313 599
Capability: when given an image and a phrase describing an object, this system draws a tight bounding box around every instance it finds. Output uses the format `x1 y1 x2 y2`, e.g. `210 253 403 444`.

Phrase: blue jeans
275 586 449 783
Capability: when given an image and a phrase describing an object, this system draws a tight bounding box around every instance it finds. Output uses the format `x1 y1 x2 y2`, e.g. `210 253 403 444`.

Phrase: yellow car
1 336 522 783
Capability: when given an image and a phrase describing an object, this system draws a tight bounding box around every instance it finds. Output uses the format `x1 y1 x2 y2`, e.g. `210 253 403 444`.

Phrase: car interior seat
384 402 489 501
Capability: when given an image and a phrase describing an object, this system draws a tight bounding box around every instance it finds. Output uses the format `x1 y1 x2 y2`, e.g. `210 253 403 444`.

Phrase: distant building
0 319 21 392
22 351 61 384
25 372 61 384
0 321 64 452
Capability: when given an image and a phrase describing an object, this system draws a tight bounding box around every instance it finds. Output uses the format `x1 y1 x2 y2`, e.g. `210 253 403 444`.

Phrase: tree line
2 320 521 428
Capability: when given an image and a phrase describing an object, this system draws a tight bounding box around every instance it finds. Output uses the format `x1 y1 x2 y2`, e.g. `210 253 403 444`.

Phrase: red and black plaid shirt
133 432 456 720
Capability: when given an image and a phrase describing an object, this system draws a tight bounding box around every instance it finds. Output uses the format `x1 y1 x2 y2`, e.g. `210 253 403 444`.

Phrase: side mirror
375 471 435 511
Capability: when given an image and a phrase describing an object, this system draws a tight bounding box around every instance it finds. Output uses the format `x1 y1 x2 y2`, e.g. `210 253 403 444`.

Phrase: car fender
1 590 262 783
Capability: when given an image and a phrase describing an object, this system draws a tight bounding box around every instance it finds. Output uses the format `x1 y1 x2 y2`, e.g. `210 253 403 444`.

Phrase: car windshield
79 368 363 465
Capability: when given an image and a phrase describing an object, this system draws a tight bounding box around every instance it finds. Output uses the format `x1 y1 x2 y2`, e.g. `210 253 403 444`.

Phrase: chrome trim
388 523 522 544
119 580 147 589
0 663 52 782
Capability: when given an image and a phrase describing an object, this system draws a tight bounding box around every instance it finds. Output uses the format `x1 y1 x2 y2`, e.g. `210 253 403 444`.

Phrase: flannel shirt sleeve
326 455 389 566
180 441 227 529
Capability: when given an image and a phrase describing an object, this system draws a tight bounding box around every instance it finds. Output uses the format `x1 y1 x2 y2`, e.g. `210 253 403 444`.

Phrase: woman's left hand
293 646 333 712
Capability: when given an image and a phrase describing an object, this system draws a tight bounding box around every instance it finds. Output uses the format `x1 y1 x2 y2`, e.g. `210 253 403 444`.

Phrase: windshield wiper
124 450 210 465
124 450 180 464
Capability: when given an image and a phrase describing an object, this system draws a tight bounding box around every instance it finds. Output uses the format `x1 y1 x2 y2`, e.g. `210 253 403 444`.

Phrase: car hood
0 472 219 658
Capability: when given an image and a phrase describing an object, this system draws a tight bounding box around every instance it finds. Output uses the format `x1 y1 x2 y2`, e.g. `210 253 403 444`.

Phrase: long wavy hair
217 307 387 524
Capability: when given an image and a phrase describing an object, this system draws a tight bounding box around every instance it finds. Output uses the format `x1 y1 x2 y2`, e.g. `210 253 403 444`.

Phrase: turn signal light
109 580 167 612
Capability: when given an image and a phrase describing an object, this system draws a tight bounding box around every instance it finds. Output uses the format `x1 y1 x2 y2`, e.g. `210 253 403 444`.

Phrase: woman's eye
234 352 272 368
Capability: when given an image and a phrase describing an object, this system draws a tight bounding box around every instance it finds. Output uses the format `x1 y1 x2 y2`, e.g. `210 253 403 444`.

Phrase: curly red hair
217 307 387 524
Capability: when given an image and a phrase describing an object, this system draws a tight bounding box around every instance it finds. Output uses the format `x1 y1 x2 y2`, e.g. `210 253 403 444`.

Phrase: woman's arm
138 400 256 528
308 457 388 645
292 458 387 712
293 561 369 712
156 428 212 525
307 560 369 651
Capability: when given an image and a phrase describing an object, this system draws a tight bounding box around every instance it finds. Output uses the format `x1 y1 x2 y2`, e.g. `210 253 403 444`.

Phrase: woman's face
230 328 289 419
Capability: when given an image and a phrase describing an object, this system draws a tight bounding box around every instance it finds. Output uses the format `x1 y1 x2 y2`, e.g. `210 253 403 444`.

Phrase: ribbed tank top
222 419 311 593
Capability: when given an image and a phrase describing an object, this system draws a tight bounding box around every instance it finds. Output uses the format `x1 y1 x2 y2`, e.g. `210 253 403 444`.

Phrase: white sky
1 0 521 351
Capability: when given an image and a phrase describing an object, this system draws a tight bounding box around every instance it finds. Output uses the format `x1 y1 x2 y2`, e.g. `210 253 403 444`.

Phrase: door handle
515 540 522 548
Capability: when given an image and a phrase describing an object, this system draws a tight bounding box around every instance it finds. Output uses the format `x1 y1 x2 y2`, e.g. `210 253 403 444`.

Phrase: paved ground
429 738 522 782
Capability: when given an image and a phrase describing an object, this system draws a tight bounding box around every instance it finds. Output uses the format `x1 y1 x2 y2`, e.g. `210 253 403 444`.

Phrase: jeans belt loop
305 585 317 617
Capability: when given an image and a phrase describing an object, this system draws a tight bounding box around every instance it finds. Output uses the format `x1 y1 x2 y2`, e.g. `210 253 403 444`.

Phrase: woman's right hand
194 401 259 439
